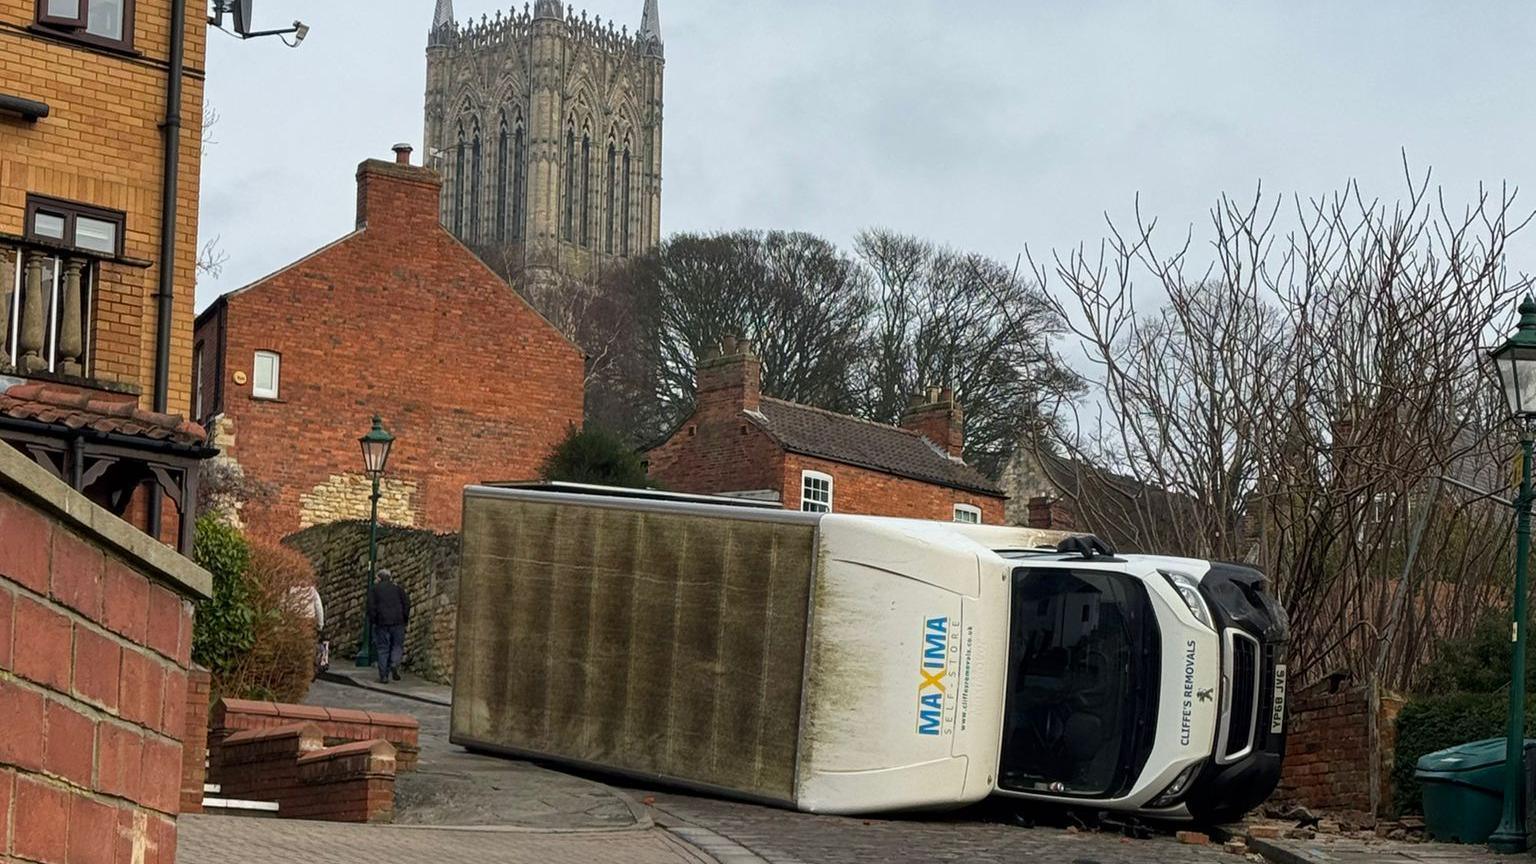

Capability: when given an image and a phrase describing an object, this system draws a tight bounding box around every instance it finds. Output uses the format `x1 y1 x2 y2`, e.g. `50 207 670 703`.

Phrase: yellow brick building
1 0 205 411
0 0 210 553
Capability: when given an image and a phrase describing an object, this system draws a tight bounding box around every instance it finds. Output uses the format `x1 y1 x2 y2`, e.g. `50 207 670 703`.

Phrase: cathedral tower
425 0 664 283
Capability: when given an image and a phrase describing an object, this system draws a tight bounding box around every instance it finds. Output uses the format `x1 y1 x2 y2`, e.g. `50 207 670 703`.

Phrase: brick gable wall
197 156 585 539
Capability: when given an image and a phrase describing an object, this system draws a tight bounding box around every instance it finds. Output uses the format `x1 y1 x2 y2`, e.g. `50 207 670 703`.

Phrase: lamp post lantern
355 415 394 668
1488 296 1536 854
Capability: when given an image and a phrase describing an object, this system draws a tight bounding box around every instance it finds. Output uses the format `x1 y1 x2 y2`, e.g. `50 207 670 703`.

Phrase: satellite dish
231 0 255 36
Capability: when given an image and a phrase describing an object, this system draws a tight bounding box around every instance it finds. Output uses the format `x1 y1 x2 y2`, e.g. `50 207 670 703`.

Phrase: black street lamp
354 415 394 668
1488 296 1536 854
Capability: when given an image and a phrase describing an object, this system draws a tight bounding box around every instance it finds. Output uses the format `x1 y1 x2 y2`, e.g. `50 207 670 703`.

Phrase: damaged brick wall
284 520 460 683
1277 680 1405 815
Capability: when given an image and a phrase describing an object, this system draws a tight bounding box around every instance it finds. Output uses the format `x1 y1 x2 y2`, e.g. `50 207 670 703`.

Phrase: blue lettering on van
917 616 950 735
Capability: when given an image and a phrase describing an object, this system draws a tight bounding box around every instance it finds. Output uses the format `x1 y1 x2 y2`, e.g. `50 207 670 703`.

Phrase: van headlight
1162 570 1214 630
1146 761 1203 809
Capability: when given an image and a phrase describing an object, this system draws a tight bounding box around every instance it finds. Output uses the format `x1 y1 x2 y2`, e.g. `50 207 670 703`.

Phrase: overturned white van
450 484 1288 822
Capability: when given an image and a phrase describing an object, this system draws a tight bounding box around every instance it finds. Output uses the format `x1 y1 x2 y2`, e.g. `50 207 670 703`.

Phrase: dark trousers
374 623 406 681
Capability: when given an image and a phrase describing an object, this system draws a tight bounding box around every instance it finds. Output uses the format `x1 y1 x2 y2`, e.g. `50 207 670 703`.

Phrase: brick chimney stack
901 386 965 458
355 144 440 231
696 335 761 413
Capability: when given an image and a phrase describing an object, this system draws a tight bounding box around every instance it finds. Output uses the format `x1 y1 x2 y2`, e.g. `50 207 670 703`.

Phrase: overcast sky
198 1 1536 312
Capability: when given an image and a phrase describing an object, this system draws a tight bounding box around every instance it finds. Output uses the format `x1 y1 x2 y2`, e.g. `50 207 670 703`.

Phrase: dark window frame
25 195 126 257
34 0 136 51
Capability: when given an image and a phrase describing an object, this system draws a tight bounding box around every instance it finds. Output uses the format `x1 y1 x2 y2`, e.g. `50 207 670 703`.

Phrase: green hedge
190 514 255 678
1392 692 1536 815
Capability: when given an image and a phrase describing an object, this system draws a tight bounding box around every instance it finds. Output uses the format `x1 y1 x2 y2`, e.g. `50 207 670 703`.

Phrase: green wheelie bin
1416 738 1536 844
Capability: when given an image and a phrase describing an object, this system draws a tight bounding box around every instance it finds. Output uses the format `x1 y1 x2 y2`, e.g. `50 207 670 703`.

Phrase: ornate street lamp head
359 414 395 478
1492 296 1536 420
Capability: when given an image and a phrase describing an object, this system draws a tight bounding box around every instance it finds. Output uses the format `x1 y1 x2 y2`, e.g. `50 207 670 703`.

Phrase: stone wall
0 441 211 864
284 520 461 684
297 474 422 530
1277 679 1405 816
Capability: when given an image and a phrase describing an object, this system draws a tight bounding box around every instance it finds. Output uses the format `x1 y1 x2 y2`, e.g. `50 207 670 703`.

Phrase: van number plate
1270 664 1287 734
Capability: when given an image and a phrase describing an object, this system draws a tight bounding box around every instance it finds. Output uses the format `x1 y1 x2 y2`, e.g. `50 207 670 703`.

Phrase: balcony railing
0 244 92 379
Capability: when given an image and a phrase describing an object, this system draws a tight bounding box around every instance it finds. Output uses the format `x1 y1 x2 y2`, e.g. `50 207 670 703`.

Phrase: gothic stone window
605 139 617 254
454 122 467 236
562 126 576 242
580 130 592 248
470 120 483 243
495 116 509 242
621 141 633 257
512 120 527 241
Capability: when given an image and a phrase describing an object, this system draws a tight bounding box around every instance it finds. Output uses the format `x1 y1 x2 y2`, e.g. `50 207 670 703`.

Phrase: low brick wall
284 520 460 683
213 722 397 822
180 667 212 813
0 442 212 864
211 697 420 772
1277 680 1404 815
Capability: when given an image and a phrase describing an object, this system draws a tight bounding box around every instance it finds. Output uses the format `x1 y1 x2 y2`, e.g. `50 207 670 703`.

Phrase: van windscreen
997 566 1160 799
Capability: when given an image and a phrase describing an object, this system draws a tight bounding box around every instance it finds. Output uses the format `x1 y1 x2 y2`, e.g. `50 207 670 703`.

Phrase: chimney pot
926 385 942 404
722 335 738 355
392 143 413 165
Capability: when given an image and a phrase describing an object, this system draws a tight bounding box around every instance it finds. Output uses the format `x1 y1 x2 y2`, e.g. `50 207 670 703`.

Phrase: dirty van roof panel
473 480 786 509
452 491 818 804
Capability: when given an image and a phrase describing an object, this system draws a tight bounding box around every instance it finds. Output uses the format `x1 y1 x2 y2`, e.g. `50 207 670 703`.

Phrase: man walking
367 568 410 683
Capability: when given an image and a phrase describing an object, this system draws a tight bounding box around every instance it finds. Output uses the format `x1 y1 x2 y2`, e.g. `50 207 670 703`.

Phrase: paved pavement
304 677 640 829
182 668 1503 864
640 791 1241 864
1243 833 1515 864
176 816 712 864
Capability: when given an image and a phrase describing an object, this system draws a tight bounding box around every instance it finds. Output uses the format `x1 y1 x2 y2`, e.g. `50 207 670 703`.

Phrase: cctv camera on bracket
209 0 308 47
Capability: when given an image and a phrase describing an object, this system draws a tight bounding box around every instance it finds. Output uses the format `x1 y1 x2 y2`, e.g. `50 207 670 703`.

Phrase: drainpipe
150 0 188 539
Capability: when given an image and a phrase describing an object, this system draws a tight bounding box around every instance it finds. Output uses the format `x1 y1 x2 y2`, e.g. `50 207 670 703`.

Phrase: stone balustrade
1 244 92 378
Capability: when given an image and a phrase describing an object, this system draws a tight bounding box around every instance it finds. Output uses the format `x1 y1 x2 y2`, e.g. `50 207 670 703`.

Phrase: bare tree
856 229 1079 477
602 230 875 441
1030 165 1531 691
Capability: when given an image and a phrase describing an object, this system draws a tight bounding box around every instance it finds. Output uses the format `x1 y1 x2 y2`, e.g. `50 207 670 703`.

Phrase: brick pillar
180 667 211 813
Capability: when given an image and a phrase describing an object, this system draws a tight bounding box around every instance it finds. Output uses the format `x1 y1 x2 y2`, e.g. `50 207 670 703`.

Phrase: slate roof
751 397 1004 497
0 381 207 447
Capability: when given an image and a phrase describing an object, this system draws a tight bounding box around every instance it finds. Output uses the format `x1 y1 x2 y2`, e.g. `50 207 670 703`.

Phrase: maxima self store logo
917 616 950 735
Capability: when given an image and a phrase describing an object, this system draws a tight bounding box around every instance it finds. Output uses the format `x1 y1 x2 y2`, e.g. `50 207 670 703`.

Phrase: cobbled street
180 676 1249 864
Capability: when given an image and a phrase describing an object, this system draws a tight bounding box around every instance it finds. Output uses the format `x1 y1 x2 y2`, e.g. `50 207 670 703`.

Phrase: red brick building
193 146 584 539
647 338 1007 523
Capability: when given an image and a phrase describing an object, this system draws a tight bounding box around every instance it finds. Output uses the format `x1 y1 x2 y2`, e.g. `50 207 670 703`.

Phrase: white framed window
252 350 280 399
953 503 982 524
800 470 833 513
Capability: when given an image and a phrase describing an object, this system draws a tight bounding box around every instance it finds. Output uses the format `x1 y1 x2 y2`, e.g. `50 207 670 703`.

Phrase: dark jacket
368 581 410 628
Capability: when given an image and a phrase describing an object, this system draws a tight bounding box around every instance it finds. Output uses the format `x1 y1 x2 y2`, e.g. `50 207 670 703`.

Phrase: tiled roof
0 381 207 447
752 397 1004 496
